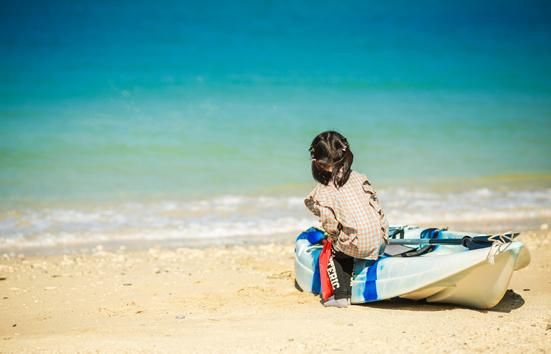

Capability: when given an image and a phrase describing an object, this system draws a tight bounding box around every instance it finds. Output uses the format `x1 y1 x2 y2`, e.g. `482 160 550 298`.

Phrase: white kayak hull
295 226 530 309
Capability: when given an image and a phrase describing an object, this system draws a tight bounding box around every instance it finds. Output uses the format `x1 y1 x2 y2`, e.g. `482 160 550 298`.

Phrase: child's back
306 170 388 260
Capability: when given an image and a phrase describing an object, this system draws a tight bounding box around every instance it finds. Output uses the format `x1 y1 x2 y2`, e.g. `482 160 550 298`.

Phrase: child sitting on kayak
304 131 388 308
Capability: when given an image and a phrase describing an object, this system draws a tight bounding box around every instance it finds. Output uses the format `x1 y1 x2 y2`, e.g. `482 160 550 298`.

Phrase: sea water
1 1 550 252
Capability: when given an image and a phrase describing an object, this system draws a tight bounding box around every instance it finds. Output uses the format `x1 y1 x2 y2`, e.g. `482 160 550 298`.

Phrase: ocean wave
0 216 315 249
0 188 549 250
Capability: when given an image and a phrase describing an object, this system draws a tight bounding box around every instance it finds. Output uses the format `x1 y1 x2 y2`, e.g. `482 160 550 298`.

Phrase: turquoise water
1 1 550 251
2 89 550 202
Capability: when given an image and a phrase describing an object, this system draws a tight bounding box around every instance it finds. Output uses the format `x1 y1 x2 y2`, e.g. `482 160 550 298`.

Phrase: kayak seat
383 244 415 256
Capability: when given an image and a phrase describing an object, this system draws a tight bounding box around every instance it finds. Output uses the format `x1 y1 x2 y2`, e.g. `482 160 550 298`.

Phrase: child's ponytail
309 131 354 188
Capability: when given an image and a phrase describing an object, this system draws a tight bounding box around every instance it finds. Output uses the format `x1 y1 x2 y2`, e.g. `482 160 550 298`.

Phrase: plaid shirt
305 171 388 260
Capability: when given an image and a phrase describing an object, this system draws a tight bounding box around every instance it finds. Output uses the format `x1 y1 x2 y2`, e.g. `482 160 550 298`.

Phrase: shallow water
1 1 550 251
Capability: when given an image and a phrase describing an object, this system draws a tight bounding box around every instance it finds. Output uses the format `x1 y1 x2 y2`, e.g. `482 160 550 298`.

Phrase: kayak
294 225 531 309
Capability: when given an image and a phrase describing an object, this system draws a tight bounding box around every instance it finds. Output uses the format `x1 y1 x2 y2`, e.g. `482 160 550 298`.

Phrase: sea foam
0 188 549 251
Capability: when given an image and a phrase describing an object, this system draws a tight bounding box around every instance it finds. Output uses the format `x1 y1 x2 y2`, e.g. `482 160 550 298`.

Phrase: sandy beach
1 228 549 353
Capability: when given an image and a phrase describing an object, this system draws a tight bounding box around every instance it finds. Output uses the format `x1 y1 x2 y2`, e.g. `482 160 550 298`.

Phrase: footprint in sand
267 271 292 280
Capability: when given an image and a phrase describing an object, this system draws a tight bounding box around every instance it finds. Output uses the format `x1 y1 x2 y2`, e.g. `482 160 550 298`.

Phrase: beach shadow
486 289 525 313
354 289 525 313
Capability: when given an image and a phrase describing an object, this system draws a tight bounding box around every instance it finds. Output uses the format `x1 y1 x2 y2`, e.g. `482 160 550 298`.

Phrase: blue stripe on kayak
296 230 310 241
296 228 325 245
363 259 379 301
311 248 321 295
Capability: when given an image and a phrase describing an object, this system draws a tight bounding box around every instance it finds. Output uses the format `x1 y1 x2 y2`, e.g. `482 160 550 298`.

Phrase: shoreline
0 229 549 353
1 185 549 257
1 221 548 257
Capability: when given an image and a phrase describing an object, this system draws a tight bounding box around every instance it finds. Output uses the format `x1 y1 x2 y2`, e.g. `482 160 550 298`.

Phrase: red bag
319 238 334 301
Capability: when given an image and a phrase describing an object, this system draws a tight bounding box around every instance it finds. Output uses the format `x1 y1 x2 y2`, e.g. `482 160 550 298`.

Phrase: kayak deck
295 226 530 309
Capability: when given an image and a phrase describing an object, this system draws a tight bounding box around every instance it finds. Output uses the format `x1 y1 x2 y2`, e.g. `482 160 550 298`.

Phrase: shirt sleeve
360 173 389 242
304 195 320 217
318 205 341 236
304 186 341 236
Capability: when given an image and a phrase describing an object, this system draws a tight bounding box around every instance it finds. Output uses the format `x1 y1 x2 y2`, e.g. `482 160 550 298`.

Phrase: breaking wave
0 188 549 251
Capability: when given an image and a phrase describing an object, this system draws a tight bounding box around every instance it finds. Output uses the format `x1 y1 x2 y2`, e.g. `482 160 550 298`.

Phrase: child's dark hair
309 131 354 188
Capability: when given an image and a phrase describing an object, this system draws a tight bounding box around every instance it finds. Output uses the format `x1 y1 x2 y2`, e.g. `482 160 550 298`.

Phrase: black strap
388 228 405 239
399 228 441 257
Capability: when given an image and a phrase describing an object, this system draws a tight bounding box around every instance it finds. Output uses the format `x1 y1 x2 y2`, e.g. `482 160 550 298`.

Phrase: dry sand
1 230 550 353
